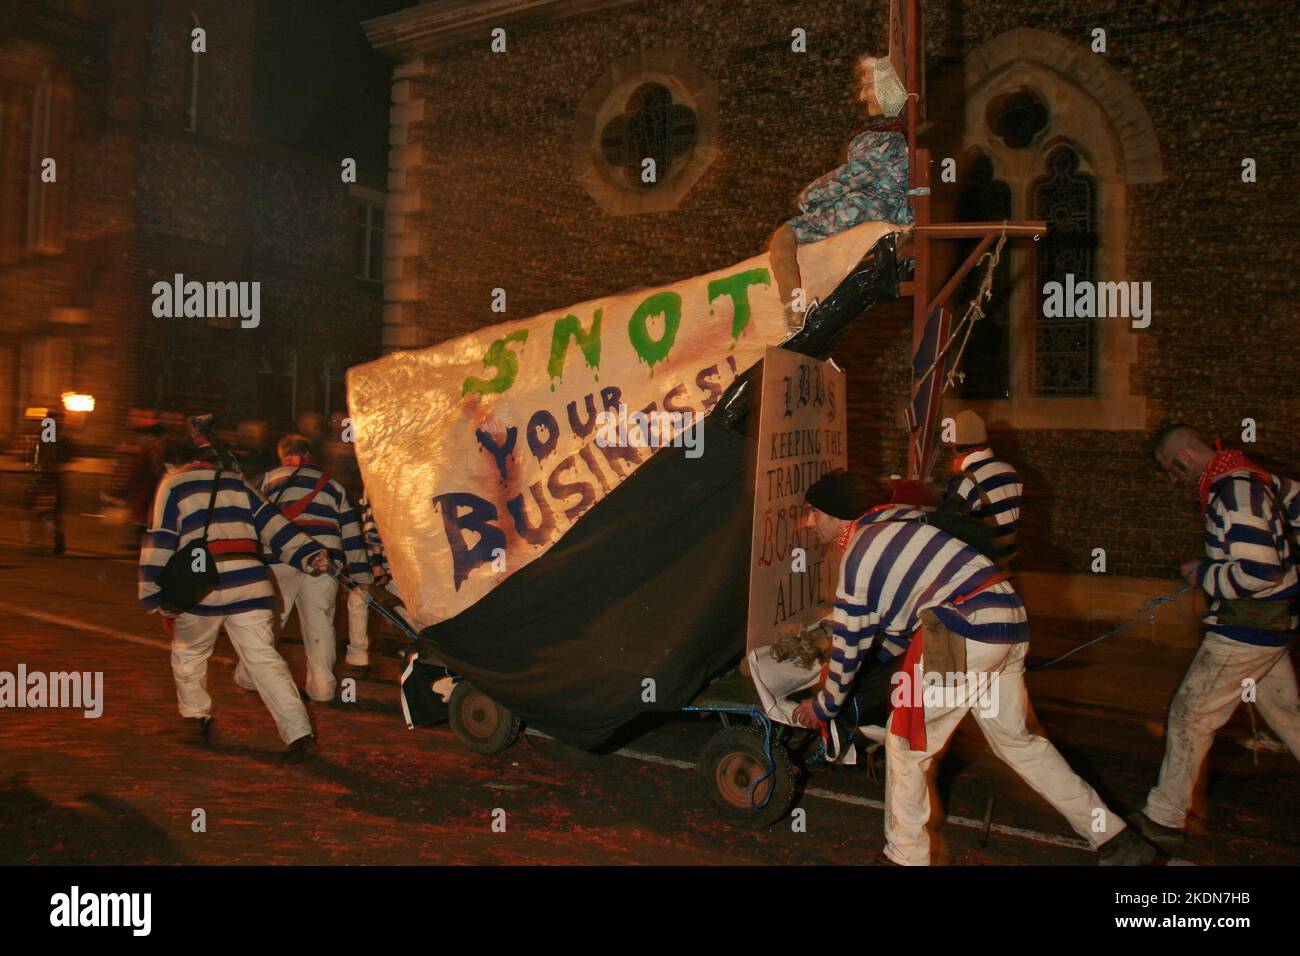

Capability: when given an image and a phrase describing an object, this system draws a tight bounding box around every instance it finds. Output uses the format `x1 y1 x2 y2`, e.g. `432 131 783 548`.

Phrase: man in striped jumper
344 493 411 667
1132 424 1300 852
140 432 328 762
791 470 1154 865
943 410 1023 571
253 434 372 702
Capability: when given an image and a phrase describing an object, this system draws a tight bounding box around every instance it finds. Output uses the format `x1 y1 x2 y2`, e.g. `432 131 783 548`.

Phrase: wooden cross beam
888 0 1047 480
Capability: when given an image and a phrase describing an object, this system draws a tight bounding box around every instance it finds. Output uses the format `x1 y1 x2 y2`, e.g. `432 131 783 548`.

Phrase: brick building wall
368 0 1298 578
0 0 388 461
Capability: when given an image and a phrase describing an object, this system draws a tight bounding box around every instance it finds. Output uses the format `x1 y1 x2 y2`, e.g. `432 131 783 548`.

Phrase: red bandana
949 446 989 476
1196 441 1272 509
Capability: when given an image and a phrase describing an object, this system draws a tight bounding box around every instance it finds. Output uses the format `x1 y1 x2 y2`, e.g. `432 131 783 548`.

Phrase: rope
909 226 1008 396
942 228 1007 392
1031 581 1195 670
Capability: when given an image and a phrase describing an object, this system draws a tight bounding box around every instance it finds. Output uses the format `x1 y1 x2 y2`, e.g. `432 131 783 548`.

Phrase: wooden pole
917 221 1046 239
898 0 1045 479
905 0 929 478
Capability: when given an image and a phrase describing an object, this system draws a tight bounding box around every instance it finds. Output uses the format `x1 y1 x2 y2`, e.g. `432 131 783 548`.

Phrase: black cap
804 468 876 520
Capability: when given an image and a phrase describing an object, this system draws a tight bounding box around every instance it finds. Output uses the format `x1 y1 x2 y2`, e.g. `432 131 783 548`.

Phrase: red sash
207 539 258 555
889 573 1008 752
281 473 331 523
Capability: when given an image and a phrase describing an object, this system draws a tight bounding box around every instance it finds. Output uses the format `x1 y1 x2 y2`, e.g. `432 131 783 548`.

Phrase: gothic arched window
951 28 1162 432
1032 145 1098 397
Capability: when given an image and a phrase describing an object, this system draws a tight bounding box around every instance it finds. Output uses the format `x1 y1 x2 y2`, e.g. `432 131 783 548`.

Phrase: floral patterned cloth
786 125 913 244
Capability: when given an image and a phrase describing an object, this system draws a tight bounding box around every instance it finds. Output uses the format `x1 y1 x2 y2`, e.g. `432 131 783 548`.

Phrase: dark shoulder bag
157 468 222 614
925 494 1002 564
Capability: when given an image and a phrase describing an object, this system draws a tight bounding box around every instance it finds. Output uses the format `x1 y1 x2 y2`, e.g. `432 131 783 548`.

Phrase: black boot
186 716 213 741
1098 827 1158 866
284 734 319 764
1126 811 1186 854
782 231 901 359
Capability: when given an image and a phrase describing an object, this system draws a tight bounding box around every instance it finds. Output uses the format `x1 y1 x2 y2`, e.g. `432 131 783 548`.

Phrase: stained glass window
1033 145 1098 396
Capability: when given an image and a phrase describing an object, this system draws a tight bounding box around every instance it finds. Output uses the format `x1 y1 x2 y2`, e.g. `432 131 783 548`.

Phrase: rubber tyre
698 726 797 828
448 681 521 755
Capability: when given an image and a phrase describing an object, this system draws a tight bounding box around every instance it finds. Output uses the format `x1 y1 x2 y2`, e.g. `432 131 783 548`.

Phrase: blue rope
1032 581 1195 670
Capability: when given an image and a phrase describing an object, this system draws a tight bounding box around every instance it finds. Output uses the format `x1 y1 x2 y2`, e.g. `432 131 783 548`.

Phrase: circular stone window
575 48 718 216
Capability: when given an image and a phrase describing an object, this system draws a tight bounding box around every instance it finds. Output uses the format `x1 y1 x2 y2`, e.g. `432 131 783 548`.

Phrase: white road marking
530 728 1092 851
803 786 1092 849
612 747 697 771
0 600 235 664
0 601 1181 859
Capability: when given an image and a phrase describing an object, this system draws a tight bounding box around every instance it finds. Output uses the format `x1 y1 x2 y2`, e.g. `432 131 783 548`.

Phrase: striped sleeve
334 484 373 582
360 498 389 577
248 482 325 570
972 463 1022 528
1274 475 1300 544
1200 478 1288 600
137 479 180 613
814 585 882 721
944 473 978 512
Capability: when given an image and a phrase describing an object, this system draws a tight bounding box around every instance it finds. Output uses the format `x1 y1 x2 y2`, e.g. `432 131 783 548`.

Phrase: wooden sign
745 347 848 658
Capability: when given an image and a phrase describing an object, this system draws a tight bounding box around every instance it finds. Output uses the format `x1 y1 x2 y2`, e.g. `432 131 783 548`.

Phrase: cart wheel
698 727 796 828
448 681 521 755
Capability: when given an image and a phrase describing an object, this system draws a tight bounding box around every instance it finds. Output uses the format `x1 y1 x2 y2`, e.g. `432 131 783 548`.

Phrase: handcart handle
327 563 420 642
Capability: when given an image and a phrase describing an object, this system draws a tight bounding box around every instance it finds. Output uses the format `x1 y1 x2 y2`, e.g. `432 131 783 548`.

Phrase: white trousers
1144 631 1300 829
171 608 312 745
884 638 1124 865
241 564 339 702
346 579 406 660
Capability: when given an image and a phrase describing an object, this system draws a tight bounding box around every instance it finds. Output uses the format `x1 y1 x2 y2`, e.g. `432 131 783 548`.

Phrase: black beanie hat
804 468 875 520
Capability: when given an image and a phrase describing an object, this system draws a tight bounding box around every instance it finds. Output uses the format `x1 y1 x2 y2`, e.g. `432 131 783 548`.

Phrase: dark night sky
253 0 409 170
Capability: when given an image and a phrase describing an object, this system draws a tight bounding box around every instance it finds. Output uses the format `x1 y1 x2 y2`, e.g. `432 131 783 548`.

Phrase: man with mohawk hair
1131 423 1300 852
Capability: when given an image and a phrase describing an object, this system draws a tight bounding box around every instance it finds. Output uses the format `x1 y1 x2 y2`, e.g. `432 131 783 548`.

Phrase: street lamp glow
62 392 95 412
